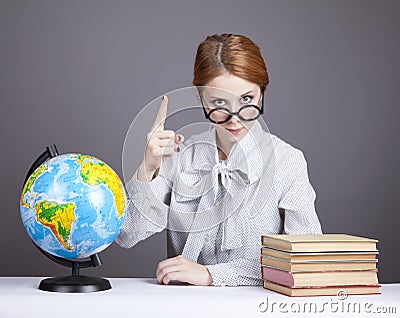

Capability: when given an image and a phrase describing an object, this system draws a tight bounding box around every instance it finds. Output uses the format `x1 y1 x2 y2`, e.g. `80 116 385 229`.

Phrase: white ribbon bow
181 160 250 261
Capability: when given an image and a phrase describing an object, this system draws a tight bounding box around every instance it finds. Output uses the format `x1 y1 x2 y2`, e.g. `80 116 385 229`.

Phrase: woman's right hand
137 96 184 182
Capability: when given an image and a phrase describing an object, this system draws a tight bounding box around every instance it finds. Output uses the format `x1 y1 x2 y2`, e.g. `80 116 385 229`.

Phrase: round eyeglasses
199 92 264 124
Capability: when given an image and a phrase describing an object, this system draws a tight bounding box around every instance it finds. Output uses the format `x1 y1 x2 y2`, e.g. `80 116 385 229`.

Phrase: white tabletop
0 277 399 318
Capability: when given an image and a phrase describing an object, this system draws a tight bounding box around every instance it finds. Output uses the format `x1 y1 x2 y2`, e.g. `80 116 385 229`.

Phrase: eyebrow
208 90 254 99
240 90 253 96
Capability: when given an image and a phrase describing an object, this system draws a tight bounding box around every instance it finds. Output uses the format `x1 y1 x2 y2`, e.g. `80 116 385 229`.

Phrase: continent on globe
78 156 125 218
35 200 75 250
21 165 46 200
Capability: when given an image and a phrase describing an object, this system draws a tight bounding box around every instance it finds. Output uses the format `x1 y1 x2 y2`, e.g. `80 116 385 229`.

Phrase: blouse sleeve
115 165 172 249
277 149 323 234
206 258 262 286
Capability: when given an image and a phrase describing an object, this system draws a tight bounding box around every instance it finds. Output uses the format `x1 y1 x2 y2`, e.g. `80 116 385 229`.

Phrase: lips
226 127 243 135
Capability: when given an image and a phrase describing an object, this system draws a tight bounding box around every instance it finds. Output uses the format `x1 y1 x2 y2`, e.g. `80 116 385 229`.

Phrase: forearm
115 170 169 248
115 199 165 249
205 258 262 287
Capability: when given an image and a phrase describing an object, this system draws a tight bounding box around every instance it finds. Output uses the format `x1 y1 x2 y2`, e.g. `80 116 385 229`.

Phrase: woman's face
202 72 262 144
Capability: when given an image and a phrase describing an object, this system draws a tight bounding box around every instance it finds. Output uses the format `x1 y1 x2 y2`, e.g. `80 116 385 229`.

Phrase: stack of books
260 234 381 297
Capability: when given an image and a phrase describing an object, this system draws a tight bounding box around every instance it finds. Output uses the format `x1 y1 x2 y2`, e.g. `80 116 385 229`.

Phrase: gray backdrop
1 0 399 283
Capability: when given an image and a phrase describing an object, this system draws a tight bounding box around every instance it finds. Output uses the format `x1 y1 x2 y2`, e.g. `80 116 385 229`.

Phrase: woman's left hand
156 255 213 286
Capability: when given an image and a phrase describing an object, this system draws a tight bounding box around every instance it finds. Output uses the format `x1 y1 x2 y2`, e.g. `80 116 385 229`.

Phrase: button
204 234 211 243
220 281 227 287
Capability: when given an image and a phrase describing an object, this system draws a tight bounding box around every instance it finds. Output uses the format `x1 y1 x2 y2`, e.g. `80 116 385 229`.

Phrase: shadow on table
142 278 191 286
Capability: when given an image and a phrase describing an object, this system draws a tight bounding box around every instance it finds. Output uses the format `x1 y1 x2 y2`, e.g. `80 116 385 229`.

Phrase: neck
216 133 234 160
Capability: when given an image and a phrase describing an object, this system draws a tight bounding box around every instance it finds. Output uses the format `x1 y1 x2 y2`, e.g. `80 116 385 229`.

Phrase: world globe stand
26 144 112 293
36 245 111 293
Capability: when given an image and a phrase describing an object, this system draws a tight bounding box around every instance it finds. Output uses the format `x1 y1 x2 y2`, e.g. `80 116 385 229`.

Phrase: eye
240 95 253 104
212 99 226 107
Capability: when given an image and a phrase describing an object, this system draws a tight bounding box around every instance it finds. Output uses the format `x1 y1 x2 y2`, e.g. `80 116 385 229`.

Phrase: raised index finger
151 95 168 132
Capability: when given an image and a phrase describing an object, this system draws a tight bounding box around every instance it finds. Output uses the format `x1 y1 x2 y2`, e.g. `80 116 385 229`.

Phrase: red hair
192 34 269 93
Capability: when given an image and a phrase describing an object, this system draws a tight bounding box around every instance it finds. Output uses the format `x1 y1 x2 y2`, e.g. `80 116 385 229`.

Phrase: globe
20 153 127 260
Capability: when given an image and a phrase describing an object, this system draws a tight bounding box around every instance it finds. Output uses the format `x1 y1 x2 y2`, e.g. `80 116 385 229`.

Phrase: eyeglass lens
208 106 260 123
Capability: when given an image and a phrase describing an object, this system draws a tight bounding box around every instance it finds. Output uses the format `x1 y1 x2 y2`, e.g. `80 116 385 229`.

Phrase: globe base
38 275 111 293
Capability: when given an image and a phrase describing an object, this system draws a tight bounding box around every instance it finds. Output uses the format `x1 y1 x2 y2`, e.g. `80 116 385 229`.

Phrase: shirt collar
191 120 265 184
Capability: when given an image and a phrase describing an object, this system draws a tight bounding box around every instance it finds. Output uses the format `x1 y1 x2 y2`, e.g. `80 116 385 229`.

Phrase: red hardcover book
261 265 378 287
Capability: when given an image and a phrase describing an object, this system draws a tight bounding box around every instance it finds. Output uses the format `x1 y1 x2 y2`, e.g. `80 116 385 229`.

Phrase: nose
228 114 240 123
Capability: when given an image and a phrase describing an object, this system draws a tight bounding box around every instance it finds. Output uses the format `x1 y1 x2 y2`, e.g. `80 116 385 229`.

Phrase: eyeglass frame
199 90 264 124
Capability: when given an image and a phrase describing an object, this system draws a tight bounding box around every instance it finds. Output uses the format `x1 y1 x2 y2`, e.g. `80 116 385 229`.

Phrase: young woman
116 34 322 286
